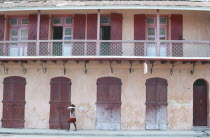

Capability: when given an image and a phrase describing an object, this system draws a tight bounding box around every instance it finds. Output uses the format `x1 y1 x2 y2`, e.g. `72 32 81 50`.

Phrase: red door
49 77 71 129
96 77 121 130
193 79 207 126
2 76 26 128
145 78 168 130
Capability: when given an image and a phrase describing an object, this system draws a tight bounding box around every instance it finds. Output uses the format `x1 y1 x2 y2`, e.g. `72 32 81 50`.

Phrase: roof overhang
1 5 210 12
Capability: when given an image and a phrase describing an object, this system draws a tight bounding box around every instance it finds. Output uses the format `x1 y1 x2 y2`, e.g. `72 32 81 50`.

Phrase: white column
156 9 160 56
36 10 41 56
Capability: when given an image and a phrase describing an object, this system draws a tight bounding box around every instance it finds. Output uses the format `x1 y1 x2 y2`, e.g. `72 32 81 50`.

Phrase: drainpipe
96 9 100 56
36 10 41 56
156 9 160 56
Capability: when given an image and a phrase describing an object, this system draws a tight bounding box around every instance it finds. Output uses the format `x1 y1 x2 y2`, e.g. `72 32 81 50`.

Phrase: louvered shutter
171 14 183 57
72 14 86 55
134 14 145 56
110 13 122 56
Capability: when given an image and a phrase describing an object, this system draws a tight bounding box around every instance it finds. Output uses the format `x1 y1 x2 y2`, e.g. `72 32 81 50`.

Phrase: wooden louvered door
134 14 145 56
171 14 183 57
72 14 86 56
2 76 26 128
193 79 207 126
110 13 123 56
49 77 71 129
145 78 168 130
96 77 122 130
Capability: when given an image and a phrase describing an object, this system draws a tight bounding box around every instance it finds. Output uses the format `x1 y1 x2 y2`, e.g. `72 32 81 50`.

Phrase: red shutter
40 15 49 40
171 14 183 57
111 13 122 40
134 14 145 56
0 15 5 41
110 13 122 55
87 14 97 55
39 15 49 56
28 14 37 40
73 14 86 39
72 14 86 55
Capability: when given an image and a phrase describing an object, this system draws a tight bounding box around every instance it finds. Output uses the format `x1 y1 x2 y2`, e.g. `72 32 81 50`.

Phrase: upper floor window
52 16 73 56
146 16 168 57
9 17 28 56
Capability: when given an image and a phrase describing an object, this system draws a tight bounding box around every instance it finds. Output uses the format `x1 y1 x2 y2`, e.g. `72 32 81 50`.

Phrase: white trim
1 5 210 12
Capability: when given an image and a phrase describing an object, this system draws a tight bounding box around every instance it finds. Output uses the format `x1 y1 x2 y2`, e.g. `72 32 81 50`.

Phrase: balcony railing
0 40 209 58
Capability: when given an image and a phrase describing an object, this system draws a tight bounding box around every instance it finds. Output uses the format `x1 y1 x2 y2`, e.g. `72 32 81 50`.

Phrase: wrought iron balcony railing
0 40 209 58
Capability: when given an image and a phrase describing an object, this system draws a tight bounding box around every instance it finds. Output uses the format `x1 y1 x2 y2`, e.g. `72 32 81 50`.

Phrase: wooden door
2 76 26 128
96 77 121 130
110 13 122 56
193 79 207 126
145 78 168 130
49 77 71 129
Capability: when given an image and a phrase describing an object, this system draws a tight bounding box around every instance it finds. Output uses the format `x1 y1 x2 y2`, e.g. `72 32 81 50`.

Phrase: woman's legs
67 122 71 131
73 122 77 131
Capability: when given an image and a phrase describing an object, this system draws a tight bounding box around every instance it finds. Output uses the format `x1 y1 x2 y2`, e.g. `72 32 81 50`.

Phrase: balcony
0 40 209 61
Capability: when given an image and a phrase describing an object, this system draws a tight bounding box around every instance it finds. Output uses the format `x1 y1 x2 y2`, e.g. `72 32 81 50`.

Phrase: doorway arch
49 77 71 129
2 76 26 128
193 79 208 126
96 77 122 130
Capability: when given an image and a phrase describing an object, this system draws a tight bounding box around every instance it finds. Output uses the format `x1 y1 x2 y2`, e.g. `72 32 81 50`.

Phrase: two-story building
0 0 210 130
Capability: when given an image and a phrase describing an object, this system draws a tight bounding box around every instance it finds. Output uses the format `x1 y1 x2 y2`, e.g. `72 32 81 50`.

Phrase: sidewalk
0 128 210 137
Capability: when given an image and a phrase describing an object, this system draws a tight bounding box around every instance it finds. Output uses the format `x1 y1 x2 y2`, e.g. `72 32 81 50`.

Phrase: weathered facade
0 0 210 130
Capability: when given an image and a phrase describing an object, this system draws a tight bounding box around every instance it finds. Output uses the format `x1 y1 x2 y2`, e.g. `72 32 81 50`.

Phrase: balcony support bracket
1 62 8 74
170 62 175 75
63 61 67 75
20 62 27 74
150 61 154 74
129 61 133 74
40 62 47 74
110 61 113 74
84 61 88 74
190 62 196 75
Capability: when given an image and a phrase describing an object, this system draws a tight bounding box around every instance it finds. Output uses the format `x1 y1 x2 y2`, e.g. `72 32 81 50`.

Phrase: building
0 0 210 130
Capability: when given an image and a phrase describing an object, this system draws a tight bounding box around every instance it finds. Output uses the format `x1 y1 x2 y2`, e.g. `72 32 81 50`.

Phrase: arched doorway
2 76 26 128
49 77 71 129
96 77 122 130
193 79 207 126
145 77 168 130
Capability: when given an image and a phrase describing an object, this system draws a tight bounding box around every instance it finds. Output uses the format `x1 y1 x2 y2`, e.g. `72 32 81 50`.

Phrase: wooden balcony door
146 17 168 57
96 77 122 130
49 77 71 129
145 78 168 130
9 17 28 56
2 76 26 128
193 79 207 126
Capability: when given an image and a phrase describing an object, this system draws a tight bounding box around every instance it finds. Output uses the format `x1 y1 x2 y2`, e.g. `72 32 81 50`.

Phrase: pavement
0 128 210 137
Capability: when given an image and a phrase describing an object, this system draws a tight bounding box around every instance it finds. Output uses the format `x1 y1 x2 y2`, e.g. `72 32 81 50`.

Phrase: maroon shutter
49 77 71 129
171 14 183 57
72 14 86 55
110 13 122 55
28 15 37 56
39 15 49 56
134 14 145 56
0 15 5 41
2 76 26 128
87 14 97 55
28 15 37 40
